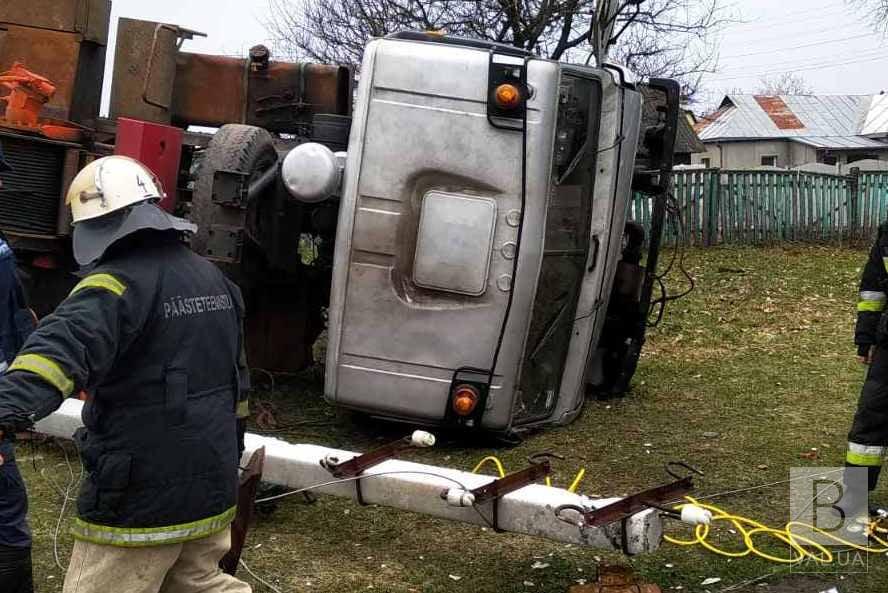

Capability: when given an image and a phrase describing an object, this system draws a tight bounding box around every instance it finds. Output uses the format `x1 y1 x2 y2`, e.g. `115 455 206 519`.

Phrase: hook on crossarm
527 451 565 465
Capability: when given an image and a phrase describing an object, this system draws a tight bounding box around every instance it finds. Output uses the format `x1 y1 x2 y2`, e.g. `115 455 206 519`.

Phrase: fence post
700 171 718 247
848 167 860 241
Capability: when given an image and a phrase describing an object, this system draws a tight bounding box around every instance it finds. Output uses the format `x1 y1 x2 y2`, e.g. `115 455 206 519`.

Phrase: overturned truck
0 3 679 433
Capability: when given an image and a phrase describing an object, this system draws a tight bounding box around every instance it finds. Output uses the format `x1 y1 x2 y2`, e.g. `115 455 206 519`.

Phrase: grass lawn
19 244 888 593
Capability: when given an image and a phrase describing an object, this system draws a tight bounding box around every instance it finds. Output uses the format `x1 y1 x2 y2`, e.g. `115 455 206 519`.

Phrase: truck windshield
514 74 601 425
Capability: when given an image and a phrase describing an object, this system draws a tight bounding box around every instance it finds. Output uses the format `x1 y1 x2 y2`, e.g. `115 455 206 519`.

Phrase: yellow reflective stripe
236 399 250 418
69 273 126 297
883 257 888 274
847 451 883 466
858 300 886 312
8 354 74 397
71 506 236 547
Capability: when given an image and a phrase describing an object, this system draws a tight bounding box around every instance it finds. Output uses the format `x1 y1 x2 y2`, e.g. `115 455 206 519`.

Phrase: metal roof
696 94 888 142
862 94 888 136
789 136 888 150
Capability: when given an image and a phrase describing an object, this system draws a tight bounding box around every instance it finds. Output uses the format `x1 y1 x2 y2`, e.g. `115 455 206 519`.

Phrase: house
693 94 888 172
639 86 705 165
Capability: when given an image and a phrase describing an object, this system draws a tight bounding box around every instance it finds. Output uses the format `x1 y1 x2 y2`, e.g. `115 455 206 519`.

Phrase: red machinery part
114 117 183 212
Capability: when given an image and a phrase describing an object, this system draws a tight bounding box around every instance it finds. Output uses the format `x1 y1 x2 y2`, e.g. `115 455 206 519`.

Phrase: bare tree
851 0 888 28
265 0 728 100
757 73 814 96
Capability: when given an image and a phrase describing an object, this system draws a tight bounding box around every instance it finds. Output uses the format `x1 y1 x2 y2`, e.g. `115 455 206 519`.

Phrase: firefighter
846 223 888 513
0 141 34 593
0 155 251 593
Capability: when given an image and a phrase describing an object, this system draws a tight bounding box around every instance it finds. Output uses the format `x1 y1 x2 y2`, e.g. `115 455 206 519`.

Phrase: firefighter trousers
62 527 251 593
847 345 888 491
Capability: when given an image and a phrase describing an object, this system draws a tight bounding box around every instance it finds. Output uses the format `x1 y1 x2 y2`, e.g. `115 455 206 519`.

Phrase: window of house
700 157 711 168
820 154 838 166
761 155 778 167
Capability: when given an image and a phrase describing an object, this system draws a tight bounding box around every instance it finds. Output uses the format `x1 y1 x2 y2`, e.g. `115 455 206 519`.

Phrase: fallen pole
35 399 663 554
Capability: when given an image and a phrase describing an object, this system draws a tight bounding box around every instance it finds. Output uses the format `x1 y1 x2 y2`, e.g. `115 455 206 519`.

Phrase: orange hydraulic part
0 62 85 142
0 62 57 128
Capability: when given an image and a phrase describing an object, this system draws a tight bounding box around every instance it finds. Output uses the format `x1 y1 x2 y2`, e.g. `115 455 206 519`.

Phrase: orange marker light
494 84 522 110
452 385 480 416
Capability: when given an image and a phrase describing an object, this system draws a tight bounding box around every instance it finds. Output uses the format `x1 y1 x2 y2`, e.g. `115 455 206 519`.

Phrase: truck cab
311 33 678 431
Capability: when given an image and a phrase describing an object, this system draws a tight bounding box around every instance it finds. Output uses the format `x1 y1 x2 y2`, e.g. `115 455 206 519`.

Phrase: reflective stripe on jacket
0 235 247 546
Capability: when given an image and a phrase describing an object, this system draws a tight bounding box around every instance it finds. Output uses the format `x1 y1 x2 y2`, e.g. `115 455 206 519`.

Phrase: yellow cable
568 468 586 493
472 458 888 565
471 456 506 478
664 496 888 564
471 455 588 492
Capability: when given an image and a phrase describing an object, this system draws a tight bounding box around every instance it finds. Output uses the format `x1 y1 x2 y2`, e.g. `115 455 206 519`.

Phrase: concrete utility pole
36 399 663 554
593 0 645 65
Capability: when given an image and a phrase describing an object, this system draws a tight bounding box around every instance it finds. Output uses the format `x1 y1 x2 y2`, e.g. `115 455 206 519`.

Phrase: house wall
691 140 888 170
790 143 818 168
691 140 792 169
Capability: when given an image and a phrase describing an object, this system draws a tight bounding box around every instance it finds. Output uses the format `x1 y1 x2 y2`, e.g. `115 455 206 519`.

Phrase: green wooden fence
629 169 888 245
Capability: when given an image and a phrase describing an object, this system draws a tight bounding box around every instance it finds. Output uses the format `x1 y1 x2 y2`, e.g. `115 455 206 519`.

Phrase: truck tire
191 124 323 373
191 124 278 259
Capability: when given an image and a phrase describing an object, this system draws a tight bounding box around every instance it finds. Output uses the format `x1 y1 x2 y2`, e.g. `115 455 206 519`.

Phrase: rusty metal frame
555 462 702 530
470 453 558 532
142 23 205 111
321 434 420 505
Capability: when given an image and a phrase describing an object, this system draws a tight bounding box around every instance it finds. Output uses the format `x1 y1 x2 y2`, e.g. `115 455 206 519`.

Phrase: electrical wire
714 45 886 77
646 192 695 327
254 470 472 504
252 467 510 532
690 468 844 503
485 56 531 395
35 437 82 572
719 33 875 60
53 442 73 571
708 52 888 82
239 558 285 593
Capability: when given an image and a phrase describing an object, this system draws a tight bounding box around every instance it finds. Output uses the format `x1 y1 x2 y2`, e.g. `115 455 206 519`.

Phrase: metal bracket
555 462 702 530
205 225 244 263
471 452 560 532
212 170 250 208
320 434 419 505
143 23 207 110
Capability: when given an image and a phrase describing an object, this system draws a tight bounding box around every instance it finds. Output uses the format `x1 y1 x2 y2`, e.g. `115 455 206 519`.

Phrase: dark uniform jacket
0 234 249 547
0 236 32 549
856 224 888 354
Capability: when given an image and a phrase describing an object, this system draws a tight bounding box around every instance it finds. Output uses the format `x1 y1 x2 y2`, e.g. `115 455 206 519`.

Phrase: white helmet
65 155 196 265
66 155 164 223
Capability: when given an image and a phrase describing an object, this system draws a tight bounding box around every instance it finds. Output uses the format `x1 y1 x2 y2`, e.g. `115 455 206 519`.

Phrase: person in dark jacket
0 140 34 593
0 155 251 593
846 223 888 512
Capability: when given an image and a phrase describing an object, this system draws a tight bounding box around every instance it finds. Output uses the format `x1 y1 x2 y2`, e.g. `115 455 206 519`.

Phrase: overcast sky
100 0 888 116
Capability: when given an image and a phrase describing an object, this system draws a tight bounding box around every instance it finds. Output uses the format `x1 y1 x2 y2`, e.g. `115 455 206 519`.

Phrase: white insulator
680 505 712 526
411 430 436 448
444 488 476 507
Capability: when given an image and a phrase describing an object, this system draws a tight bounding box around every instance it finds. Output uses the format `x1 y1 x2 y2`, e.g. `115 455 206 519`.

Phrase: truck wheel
191 124 322 373
191 124 278 261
